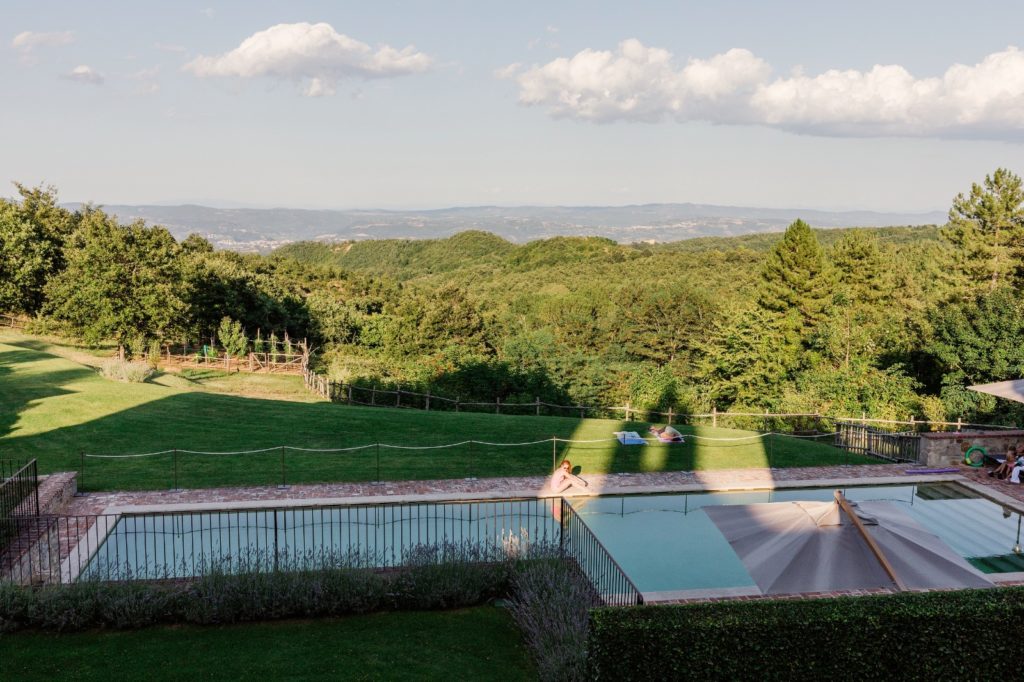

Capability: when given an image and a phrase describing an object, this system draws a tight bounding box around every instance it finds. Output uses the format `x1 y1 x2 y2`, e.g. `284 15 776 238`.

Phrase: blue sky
3 1 1024 211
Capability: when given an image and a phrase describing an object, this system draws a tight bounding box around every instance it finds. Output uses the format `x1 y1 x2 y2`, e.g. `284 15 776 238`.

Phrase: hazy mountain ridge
62 202 947 252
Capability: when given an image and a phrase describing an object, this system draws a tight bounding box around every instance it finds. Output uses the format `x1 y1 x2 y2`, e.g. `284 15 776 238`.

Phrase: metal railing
560 498 643 606
1 497 563 586
835 421 922 463
1 459 40 553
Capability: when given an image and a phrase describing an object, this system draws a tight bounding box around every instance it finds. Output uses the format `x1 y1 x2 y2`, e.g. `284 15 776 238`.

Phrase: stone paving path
62 462 1004 515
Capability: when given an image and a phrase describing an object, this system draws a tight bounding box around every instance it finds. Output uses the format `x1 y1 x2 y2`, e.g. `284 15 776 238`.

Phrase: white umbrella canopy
968 379 1024 405
704 500 992 595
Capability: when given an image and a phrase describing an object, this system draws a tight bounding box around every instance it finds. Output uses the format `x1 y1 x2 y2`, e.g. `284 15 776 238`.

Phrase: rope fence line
70 430 877 492
80 432 841 460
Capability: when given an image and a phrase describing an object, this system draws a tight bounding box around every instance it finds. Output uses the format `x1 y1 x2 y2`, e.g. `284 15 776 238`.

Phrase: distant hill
274 225 943 281
62 202 946 252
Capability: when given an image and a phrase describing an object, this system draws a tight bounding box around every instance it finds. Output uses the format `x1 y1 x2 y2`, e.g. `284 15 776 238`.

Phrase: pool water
79 483 1024 594
80 499 559 580
567 482 1024 595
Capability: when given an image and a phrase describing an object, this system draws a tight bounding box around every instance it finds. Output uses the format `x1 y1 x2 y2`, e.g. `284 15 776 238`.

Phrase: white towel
614 431 646 445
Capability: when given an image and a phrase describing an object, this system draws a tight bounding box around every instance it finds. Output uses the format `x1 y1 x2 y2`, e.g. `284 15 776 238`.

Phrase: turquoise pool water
80 499 559 580
569 483 1024 594
79 483 1024 592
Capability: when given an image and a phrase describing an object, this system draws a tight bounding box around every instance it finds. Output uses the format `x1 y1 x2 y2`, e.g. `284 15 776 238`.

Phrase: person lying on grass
649 425 684 443
550 459 588 493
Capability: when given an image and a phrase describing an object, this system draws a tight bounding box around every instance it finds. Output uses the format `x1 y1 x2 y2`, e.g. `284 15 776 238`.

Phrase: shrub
588 588 1024 681
508 560 596 682
100 358 154 383
0 543 553 633
391 543 512 610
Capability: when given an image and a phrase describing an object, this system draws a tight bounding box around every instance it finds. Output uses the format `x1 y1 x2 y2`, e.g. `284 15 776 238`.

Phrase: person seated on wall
991 444 1021 479
649 425 684 443
550 459 588 493
1010 446 1024 485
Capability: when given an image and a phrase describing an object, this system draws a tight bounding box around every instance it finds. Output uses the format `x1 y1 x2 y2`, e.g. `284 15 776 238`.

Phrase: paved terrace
59 461 1024 514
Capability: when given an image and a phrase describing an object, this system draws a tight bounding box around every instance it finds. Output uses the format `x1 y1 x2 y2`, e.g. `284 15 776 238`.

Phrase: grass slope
0 607 534 681
0 334 869 491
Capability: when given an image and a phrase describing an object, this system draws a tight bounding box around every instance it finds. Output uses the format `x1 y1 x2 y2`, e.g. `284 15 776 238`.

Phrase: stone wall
920 430 1024 467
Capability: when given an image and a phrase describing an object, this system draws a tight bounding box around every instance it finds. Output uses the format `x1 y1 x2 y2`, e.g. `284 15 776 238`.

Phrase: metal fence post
78 451 85 495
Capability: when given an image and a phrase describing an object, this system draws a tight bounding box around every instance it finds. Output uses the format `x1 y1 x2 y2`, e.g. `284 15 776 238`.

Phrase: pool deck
61 461 1024 515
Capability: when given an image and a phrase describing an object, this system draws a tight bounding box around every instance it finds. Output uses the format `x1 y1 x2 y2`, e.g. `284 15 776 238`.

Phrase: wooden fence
302 367 1007 436
834 421 922 463
0 314 27 330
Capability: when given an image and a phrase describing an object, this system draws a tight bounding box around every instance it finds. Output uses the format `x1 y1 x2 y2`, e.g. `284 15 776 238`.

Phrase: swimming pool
74 482 1024 598
571 482 1024 597
78 499 560 580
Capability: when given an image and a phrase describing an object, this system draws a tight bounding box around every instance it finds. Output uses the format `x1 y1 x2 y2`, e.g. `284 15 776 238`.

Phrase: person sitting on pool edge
991 444 1021 479
649 424 684 443
550 459 588 493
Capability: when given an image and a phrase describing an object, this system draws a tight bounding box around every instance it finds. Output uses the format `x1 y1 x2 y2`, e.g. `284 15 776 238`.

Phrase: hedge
588 587 1024 681
0 543 544 633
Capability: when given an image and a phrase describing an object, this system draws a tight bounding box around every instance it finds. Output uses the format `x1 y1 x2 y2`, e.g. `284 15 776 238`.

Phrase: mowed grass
0 607 534 682
0 335 872 491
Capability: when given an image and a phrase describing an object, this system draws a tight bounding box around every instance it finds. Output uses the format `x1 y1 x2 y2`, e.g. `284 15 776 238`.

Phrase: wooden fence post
371 385 376 406
425 390 431 412
956 416 962 432
578 404 584 420
347 384 353 405
396 385 401 408
455 396 460 413
667 406 674 426
625 401 631 422
536 397 541 416
496 397 501 415
712 406 717 428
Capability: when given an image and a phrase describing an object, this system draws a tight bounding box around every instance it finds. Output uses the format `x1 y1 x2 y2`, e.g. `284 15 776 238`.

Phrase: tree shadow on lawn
0 346 87 441
0 389 642 491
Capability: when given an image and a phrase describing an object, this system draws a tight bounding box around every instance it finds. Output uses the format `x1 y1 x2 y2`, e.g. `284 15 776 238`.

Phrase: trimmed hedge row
589 587 1024 681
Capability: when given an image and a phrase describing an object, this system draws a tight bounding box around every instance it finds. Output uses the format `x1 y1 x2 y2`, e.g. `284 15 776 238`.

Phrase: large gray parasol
704 496 993 595
968 379 1024 405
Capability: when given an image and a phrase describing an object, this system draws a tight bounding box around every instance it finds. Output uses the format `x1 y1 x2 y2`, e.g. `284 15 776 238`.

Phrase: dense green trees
44 210 188 358
0 184 79 314
7 170 1024 424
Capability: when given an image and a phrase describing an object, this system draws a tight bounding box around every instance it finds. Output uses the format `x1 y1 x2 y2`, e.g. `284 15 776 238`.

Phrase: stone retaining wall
921 430 1024 467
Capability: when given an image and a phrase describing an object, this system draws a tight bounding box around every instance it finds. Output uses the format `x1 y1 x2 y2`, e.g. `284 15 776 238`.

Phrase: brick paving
62 462 941 515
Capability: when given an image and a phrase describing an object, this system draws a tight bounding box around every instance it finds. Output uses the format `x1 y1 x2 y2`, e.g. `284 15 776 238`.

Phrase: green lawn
0 607 534 681
0 334 872 491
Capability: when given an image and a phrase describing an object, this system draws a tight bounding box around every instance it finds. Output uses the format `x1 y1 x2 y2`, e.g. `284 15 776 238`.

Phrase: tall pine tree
942 167 1024 293
758 219 836 335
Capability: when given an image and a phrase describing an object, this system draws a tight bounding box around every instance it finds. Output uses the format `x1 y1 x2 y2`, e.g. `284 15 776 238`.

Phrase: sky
3 0 1024 212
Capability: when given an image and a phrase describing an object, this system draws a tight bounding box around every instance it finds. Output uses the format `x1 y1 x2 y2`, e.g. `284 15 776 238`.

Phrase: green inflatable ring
964 445 987 467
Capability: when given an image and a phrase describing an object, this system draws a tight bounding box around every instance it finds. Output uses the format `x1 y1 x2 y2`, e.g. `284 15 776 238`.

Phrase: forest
1 169 1022 425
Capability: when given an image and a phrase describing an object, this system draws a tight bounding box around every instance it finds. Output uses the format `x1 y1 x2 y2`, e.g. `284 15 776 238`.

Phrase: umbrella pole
834 490 908 592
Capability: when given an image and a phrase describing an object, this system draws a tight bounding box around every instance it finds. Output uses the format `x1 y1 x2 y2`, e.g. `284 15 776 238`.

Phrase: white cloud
62 64 104 85
200 7 215 18
515 40 768 123
494 63 521 80
132 66 160 94
509 41 1024 140
184 22 432 96
11 30 74 52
